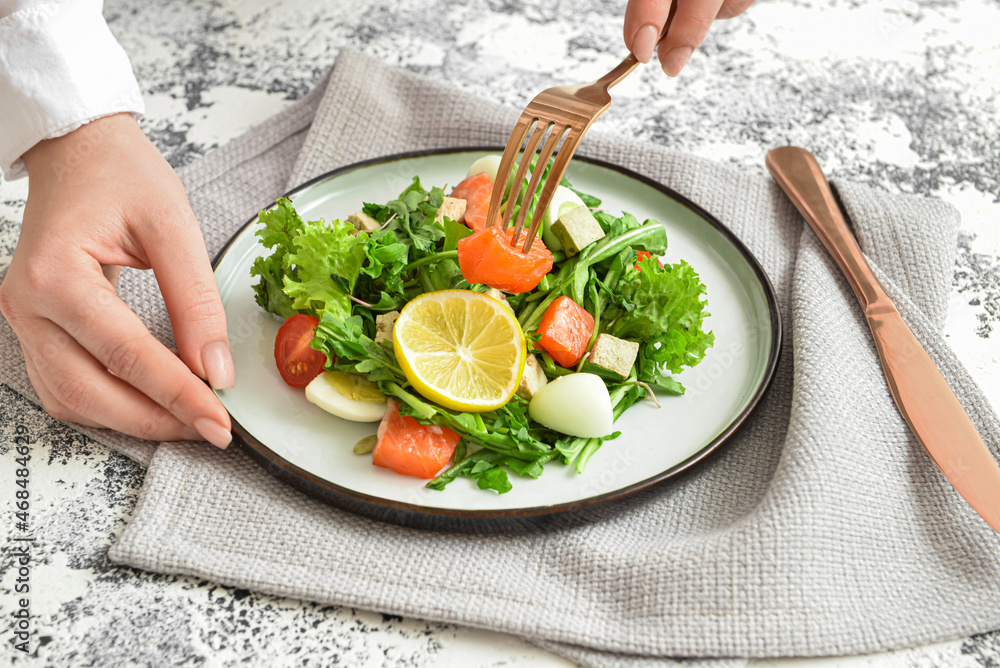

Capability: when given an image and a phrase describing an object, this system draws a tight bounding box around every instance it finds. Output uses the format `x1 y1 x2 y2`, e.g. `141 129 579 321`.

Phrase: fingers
20 318 204 442
141 202 235 392
42 266 233 448
624 0 672 64
717 0 755 20
23 353 105 429
7 113 235 449
657 0 727 76
624 0 751 76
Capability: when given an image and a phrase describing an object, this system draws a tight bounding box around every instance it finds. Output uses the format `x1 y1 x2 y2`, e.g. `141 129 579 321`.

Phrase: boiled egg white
305 371 387 422
528 373 613 438
540 186 585 252
467 155 502 183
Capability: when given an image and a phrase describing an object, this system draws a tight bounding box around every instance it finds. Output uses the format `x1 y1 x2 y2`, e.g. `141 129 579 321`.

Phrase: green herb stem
403 250 458 273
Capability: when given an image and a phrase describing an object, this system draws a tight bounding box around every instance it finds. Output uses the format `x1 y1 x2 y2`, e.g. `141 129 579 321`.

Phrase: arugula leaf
595 211 642 238
442 217 473 251
363 177 446 259
312 312 407 384
426 449 545 494
468 459 513 494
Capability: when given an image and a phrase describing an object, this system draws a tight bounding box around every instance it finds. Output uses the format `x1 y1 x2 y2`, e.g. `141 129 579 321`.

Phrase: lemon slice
393 290 527 412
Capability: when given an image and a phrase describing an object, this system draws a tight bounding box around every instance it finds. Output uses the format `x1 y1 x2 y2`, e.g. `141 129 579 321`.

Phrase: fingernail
662 46 693 77
202 341 235 389
193 416 232 450
631 24 658 63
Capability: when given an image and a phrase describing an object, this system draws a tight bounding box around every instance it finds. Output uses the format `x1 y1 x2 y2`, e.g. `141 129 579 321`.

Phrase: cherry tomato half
274 314 327 388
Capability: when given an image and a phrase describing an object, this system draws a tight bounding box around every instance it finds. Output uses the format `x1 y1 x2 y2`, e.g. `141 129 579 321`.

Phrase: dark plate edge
211 146 783 533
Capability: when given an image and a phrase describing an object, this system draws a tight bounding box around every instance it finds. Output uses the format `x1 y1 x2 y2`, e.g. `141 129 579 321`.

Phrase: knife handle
765 146 890 315
766 145 1000 533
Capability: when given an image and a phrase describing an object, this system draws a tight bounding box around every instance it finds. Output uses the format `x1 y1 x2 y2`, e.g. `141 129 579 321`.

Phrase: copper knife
766 145 1000 533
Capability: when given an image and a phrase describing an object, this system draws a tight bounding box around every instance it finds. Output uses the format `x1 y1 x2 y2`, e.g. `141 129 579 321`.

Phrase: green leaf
610 258 714 378
250 253 296 319
443 217 474 251
255 197 305 253
283 219 365 321
250 198 306 318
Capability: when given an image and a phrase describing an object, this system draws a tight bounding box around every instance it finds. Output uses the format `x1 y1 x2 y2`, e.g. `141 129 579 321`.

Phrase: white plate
212 148 780 529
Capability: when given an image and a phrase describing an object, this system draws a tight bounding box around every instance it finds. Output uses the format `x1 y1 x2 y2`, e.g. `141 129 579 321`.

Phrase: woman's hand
0 113 234 448
624 0 756 76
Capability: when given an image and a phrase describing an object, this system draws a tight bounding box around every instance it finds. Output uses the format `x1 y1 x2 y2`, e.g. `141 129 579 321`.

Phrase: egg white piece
305 372 387 422
467 154 502 183
540 185 584 252
528 373 613 438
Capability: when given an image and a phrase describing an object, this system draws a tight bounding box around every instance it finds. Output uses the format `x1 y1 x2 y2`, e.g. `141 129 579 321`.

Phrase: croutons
484 287 512 312
515 354 548 400
587 333 639 379
374 311 400 345
434 196 467 225
347 211 381 234
550 205 605 256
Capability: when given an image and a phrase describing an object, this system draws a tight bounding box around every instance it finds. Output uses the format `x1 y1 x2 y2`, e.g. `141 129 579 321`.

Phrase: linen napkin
2 49 999 667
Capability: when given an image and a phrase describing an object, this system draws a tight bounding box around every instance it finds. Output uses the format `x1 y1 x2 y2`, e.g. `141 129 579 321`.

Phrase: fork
486 8 676 253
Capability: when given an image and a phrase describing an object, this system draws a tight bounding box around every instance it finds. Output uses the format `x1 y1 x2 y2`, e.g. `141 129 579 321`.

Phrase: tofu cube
588 334 639 379
484 287 512 312
551 205 604 256
515 354 548 401
434 196 467 224
348 211 381 233
374 311 400 346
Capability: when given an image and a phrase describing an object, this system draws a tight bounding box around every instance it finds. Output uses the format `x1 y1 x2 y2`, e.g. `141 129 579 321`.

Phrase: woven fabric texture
2 50 998 666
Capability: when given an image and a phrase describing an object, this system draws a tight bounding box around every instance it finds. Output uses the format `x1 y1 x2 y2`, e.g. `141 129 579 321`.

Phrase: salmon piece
372 400 461 479
537 296 595 367
450 172 499 231
457 224 553 294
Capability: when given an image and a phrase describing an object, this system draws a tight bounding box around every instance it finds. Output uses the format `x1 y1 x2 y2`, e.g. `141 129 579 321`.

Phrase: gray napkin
2 49 999 667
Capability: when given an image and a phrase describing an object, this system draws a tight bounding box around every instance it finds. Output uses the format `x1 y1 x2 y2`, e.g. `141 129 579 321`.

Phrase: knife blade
766 145 1000 533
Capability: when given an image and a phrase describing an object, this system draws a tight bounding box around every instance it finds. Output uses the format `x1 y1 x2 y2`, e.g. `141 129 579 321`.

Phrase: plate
212 148 781 531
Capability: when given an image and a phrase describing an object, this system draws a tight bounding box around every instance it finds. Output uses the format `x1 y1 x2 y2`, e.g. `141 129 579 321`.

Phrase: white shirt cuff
0 0 145 180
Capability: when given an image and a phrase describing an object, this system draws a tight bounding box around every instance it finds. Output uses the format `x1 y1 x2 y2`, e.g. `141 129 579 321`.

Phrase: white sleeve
0 0 145 180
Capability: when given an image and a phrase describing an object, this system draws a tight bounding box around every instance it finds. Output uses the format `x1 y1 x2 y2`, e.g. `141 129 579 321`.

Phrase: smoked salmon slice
372 400 461 479
450 172 498 231
537 296 595 367
457 224 553 294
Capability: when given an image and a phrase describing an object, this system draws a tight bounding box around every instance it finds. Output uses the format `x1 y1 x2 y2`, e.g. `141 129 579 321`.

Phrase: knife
766 145 1000 533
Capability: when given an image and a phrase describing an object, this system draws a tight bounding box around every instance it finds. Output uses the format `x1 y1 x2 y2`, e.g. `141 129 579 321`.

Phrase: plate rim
212 146 783 530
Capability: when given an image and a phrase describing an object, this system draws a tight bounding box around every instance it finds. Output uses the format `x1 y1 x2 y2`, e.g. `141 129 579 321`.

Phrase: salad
250 155 714 494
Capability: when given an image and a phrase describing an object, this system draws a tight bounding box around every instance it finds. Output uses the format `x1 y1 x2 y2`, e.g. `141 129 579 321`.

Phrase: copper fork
487 8 676 252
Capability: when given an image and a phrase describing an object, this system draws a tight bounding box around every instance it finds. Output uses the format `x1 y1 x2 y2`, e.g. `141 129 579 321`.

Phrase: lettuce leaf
609 257 714 389
282 219 364 321
250 197 408 321
250 198 305 319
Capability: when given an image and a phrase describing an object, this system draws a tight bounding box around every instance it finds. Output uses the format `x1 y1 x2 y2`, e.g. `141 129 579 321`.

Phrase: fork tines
486 116 583 254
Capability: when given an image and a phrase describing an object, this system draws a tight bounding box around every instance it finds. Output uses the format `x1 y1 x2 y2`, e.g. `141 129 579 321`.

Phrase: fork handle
597 1 679 90
594 54 642 90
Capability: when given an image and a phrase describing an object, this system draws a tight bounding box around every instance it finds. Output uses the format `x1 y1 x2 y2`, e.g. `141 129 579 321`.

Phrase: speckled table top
1 0 999 666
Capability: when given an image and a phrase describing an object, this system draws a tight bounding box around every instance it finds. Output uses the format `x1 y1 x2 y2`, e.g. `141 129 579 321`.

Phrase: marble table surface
2 0 999 665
